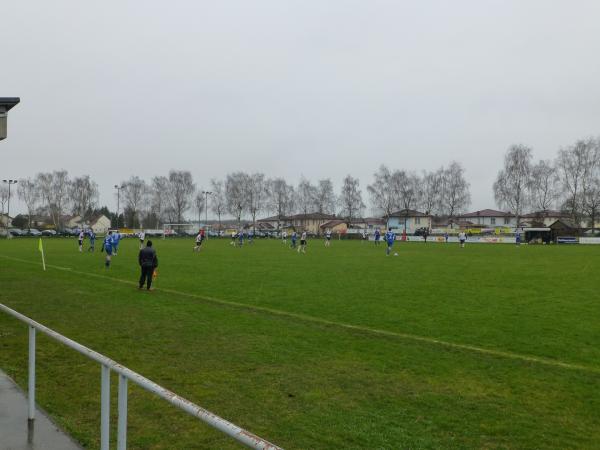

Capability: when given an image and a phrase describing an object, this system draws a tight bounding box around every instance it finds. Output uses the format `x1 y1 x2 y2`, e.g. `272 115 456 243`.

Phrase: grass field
1 236 599 449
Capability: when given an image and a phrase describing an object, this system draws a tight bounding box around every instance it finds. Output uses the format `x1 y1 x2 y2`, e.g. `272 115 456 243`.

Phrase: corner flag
38 238 46 271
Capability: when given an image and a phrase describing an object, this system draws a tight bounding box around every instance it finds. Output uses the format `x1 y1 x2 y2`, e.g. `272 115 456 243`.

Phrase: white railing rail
0 303 282 450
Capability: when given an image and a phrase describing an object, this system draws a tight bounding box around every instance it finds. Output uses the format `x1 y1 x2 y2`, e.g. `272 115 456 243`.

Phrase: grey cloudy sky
3 1 600 215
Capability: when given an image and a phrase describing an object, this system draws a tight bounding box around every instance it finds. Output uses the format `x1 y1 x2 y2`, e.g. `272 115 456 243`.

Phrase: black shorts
196 240 202 246
460 239 465 244
78 240 83 245
326 236 331 240
139 238 144 243
300 239 306 245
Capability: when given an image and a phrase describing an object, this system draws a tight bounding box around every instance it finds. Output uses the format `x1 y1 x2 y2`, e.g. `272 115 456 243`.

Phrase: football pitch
0 237 599 449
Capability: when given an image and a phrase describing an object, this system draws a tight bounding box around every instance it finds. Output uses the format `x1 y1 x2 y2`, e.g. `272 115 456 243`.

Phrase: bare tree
421 168 444 215
245 173 266 232
210 179 227 231
36 170 71 229
528 160 559 211
70 175 99 221
296 177 316 215
266 178 294 230
493 145 532 227
225 172 248 223
17 178 40 229
440 162 471 218
121 176 147 228
581 139 600 232
194 191 205 225
367 165 398 221
339 175 365 223
149 176 169 228
0 185 9 226
166 170 195 224
313 179 336 214
557 138 595 223
392 170 422 229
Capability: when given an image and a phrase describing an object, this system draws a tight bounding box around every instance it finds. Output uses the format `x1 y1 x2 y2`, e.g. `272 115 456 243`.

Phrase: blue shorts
105 246 113 255
387 241 394 246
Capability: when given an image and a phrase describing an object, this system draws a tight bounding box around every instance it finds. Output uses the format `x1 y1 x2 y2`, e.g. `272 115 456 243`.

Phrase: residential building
288 212 337 234
521 210 570 227
387 209 432 234
0 213 12 227
456 209 516 227
319 219 347 234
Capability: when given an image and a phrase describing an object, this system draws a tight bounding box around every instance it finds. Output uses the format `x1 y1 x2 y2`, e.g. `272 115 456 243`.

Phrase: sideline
1 254 599 376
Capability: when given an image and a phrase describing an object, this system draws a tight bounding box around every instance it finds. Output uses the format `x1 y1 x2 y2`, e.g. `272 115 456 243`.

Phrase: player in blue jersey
88 230 96 252
515 230 522 246
111 231 121 255
290 231 297 249
385 228 396 256
238 230 244 247
374 228 381 245
101 231 114 268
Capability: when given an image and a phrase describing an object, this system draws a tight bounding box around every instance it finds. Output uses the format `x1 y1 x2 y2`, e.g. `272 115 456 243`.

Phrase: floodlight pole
202 191 212 227
3 179 17 239
114 185 123 229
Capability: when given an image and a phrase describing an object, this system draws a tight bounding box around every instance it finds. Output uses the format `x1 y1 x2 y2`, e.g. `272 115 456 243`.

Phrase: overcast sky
3 1 600 216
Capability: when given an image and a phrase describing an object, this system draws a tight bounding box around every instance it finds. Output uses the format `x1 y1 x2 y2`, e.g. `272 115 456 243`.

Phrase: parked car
8 228 24 236
41 229 57 236
26 228 42 236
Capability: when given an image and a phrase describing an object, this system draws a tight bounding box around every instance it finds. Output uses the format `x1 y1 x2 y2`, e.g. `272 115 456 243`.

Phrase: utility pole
202 191 212 229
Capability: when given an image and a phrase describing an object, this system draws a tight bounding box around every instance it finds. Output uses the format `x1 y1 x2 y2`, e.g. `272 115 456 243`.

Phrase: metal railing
0 303 282 450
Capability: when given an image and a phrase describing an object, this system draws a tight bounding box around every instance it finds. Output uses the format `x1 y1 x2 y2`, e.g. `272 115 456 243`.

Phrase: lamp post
114 185 124 230
202 191 212 228
3 179 17 238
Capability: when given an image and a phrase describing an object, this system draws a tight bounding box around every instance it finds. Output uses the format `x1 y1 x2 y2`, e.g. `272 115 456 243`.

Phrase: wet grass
0 237 599 449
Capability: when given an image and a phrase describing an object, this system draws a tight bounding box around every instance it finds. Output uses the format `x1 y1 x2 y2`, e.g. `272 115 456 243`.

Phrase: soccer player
139 230 146 249
193 229 203 252
282 230 288 245
88 230 96 252
444 232 449 243
458 231 466 248
101 231 114 268
112 231 121 256
231 231 236 246
138 240 158 291
374 228 381 245
516 230 522 246
361 229 368 244
290 231 297 249
385 228 396 256
324 228 332 247
238 230 244 247
78 230 85 252
248 230 254 244
298 231 307 253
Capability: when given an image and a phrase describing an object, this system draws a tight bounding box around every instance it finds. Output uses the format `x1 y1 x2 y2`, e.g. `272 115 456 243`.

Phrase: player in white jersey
361 229 368 244
193 231 203 252
78 230 85 252
282 230 288 245
458 231 467 248
324 229 332 247
139 230 146 249
230 231 236 246
298 231 307 253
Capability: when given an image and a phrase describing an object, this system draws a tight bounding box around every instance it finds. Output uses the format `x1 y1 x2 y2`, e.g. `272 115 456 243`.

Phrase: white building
456 209 516 227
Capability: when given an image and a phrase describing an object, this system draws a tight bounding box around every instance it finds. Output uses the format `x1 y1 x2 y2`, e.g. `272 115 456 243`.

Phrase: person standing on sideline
88 230 96 252
78 230 85 252
458 231 467 248
374 228 381 245
385 228 396 256
138 240 158 291
101 231 114 268
298 231 307 253
324 228 332 247
138 230 146 249
515 229 522 246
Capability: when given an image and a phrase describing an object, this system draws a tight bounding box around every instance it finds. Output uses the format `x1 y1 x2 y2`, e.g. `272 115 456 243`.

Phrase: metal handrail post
117 374 128 450
100 365 110 450
28 326 36 424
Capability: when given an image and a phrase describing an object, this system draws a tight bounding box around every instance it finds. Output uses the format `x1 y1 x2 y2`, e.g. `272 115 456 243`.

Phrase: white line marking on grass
2 254 599 375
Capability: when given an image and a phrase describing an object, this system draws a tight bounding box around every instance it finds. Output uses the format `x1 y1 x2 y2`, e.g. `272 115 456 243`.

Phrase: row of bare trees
493 138 600 230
